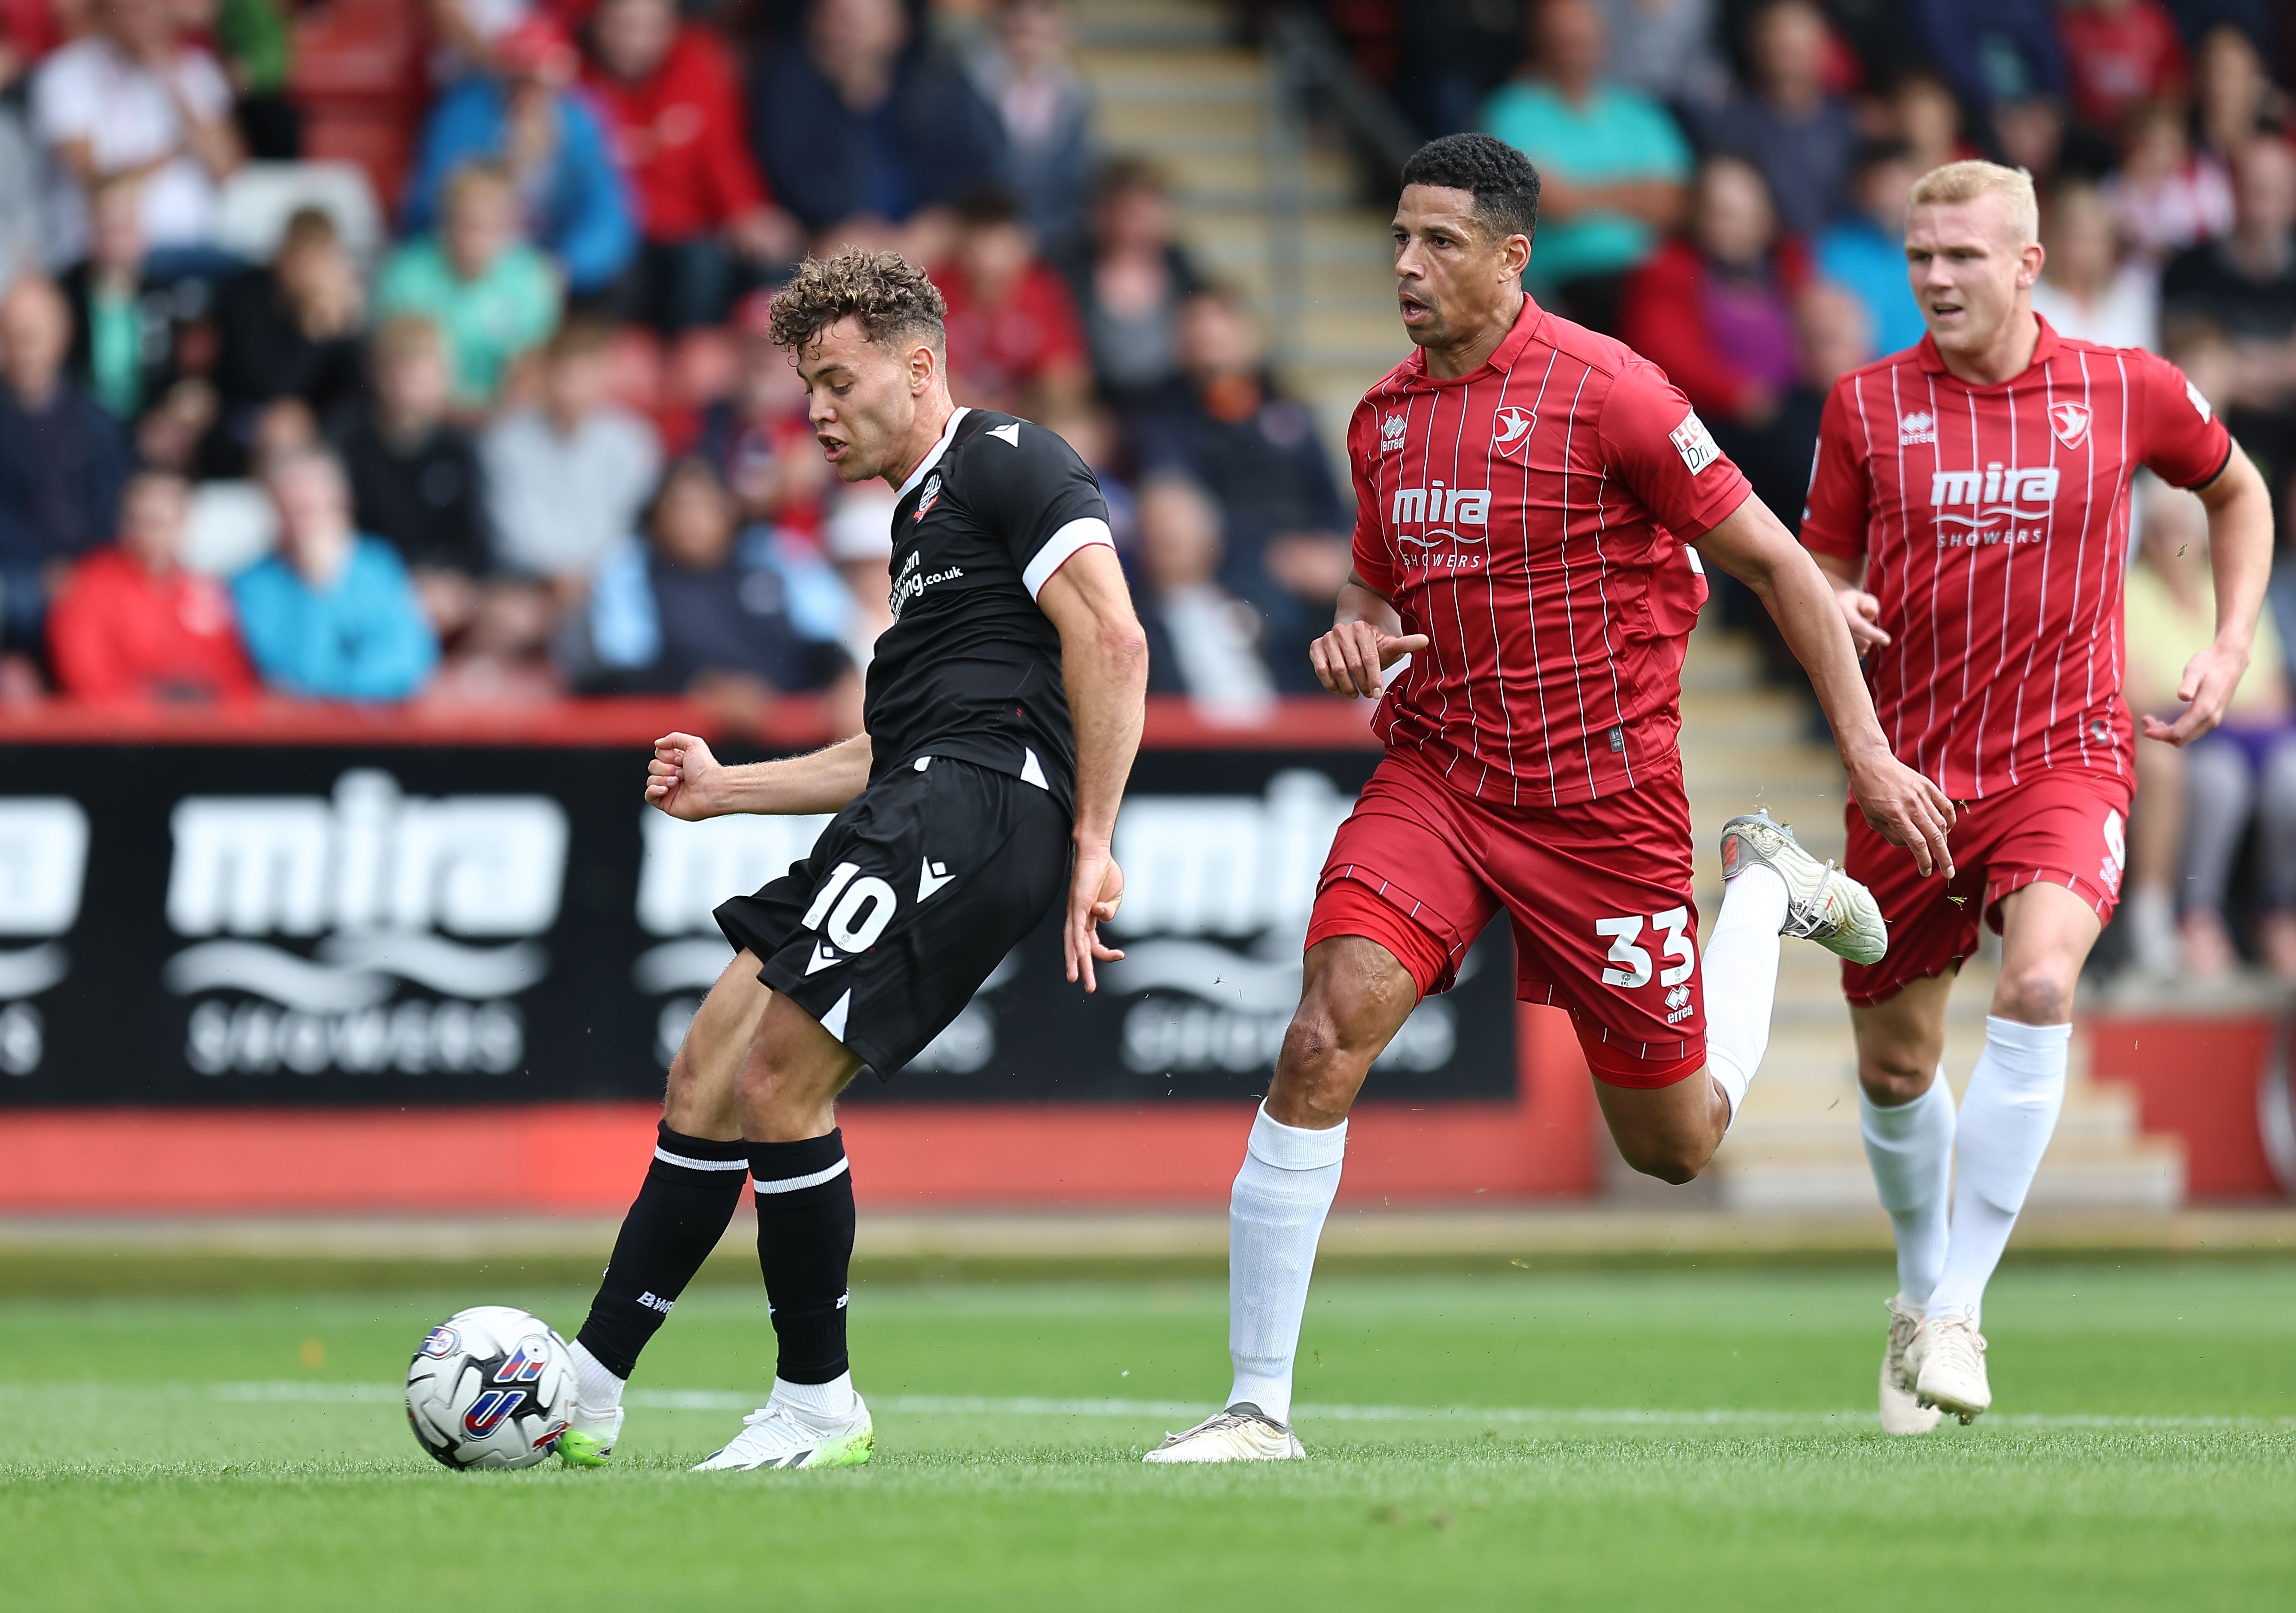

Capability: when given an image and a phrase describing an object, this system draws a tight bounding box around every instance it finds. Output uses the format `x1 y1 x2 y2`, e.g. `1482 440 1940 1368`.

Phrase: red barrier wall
2085 1011 2285 1201
0 1005 1598 1212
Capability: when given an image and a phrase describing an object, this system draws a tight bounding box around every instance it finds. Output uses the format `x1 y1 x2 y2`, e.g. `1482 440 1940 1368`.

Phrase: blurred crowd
9 0 2296 977
0 0 1355 733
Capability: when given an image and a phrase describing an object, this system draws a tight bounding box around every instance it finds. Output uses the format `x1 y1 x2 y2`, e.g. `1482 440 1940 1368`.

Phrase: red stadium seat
290 0 431 209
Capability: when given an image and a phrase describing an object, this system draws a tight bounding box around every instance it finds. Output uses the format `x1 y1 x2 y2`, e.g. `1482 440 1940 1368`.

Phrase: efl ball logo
418 1326 460 1360
497 1336 553 1384
461 1387 526 1439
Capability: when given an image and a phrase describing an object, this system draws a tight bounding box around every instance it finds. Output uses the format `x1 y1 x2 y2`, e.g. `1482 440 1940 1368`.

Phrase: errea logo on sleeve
1670 412 1721 475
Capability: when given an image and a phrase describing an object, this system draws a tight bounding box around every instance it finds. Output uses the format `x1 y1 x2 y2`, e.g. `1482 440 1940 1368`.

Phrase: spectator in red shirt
1618 154 1809 430
2055 0 2188 137
932 189 1089 419
47 465 257 701
583 0 802 332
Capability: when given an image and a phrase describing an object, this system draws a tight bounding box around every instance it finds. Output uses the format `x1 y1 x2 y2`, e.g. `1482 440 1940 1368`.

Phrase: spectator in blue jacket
402 17 637 298
1696 0 1859 239
1814 142 1926 358
575 454 852 703
0 275 128 661
751 0 1002 246
1908 0 2067 136
232 444 438 701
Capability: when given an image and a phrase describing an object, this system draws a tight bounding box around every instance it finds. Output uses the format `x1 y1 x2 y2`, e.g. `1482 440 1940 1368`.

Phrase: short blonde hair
1908 160 2040 246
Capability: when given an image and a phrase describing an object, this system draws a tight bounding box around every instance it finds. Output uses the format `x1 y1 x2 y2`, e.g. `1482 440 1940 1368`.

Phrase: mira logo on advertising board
0 799 91 1077
1105 770 1460 1076
164 770 568 1078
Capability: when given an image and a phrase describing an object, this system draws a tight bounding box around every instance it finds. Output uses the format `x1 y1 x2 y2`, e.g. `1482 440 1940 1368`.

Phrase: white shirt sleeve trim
1023 516 1115 599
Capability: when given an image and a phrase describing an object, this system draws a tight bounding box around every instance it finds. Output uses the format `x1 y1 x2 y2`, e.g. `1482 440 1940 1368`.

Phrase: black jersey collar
895 406 971 501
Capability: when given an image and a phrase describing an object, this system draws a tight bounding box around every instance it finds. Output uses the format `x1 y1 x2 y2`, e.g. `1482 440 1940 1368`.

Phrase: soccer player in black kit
554 250 1148 1471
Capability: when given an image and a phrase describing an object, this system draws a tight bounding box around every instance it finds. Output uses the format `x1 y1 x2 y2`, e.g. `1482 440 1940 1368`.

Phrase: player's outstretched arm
1310 574 1429 698
644 731 876 820
1038 543 1150 993
1694 494 1959 878
2146 447 2274 747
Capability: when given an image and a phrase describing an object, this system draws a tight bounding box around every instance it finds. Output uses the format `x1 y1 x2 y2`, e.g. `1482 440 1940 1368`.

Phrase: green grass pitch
4 1263 2293 1610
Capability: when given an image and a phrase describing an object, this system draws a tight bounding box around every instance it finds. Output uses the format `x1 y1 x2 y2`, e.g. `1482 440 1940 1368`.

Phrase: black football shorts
714 755 1071 1077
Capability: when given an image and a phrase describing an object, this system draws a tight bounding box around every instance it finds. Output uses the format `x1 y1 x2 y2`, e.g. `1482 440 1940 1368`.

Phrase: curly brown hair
767 249 947 357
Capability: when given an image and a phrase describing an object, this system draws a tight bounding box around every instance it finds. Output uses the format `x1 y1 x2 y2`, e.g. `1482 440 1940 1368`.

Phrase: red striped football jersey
1799 319 2233 800
1348 296 1753 808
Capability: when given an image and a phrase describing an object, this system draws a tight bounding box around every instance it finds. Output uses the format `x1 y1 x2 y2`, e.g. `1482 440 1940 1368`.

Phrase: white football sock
1227 1104 1346 1426
567 1338 626 1412
1702 864 1788 1122
1925 1017 2071 1323
1859 1071 1956 1311
771 1371 857 1424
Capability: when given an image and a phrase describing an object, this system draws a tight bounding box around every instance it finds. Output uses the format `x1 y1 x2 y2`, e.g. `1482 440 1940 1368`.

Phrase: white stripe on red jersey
1800 317 2232 800
1348 295 1751 808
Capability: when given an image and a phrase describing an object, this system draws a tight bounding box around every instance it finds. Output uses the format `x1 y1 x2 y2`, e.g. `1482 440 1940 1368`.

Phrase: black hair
1399 133 1541 246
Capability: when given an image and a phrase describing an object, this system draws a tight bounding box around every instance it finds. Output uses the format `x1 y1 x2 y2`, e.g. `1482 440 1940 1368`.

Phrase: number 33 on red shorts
1306 748 1709 1089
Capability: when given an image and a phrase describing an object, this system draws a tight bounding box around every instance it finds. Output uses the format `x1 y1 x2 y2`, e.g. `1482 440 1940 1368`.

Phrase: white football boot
1719 810 1888 966
1879 1299 1942 1436
691 1394 874 1471
1908 1313 1991 1423
1141 1403 1307 1464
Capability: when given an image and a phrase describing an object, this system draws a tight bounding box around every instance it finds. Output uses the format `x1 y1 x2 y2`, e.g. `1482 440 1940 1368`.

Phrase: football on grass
405 1306 574 1470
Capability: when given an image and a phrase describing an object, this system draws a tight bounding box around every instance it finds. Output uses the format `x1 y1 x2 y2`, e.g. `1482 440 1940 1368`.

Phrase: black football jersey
866 407 1112 816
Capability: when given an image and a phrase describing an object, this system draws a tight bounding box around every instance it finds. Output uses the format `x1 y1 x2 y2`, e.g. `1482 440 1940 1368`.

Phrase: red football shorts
1305 747 1706 1087
1841 768 2132 1006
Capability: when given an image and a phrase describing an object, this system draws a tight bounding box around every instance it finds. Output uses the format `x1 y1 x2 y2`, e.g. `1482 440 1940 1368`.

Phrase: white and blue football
405 1305 574 1470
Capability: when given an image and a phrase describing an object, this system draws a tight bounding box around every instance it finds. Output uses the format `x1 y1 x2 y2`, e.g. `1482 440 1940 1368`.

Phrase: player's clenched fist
644 732 724 820
1311 620 1431 699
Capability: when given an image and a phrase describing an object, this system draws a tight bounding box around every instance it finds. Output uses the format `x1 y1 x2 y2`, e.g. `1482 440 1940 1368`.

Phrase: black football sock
573 1123 750 1382
748 1130 855 1387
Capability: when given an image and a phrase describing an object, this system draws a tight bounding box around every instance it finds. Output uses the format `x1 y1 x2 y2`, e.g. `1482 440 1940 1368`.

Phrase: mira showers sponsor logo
164 770 568 1077
1104 771 1459 1076
0 798 90 1076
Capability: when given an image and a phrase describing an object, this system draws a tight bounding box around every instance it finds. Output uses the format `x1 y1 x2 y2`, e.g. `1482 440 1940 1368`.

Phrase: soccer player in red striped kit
1146 133 1955 1463
1801 161 2272 1431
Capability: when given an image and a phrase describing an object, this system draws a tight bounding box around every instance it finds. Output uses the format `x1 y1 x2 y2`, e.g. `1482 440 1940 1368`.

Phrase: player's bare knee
1269 1012 1365 1126
1856 1047 1937 1107
1618 1132 1708 1185
1993 966 2074 1025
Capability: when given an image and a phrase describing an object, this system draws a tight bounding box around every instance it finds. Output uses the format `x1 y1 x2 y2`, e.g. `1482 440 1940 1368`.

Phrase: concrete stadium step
1075 0 1231 49
1069 10 1400 460
1715 1140 2186 1213
1076 46 1268 99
